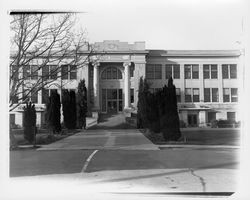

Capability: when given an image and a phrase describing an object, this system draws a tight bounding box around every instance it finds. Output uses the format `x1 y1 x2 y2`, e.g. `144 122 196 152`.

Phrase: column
180 64 185 103
199 63 204 102
93 62 100 111
199 110 206 127
218 64 223 103
124 62 131 109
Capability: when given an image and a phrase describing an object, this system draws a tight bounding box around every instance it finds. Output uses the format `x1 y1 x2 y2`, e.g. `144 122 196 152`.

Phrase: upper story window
130 65 134 78
203 64 218 79
101 67 122 80
204 88 219 102
184 64 199 79
222 64 237 79
23 89 38 104
61 65 77 80
146 64 162 79
185 88 199 102
42 65 58 80
165 64 180 79
223 88 238 102
176 88 181 102
23 65 39 80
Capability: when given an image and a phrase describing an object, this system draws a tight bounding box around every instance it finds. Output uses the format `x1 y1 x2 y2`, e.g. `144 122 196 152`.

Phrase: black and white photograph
1 0 250 199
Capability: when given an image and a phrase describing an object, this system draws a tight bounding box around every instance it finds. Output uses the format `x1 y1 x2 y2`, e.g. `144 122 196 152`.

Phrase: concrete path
38 129 158 150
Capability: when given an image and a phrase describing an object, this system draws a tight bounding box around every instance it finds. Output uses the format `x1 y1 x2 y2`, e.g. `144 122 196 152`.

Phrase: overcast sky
76 0 245 50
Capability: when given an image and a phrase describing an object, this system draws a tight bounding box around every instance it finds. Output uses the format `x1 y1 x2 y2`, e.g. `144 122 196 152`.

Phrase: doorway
102 89 123 113
188 114 198 127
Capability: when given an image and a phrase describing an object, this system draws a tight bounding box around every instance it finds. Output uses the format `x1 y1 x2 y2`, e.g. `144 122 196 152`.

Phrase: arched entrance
100 65 124 113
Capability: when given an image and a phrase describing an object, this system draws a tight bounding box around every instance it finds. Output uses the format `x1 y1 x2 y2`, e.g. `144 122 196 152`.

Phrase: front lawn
10 128 80 149
141 128 241 146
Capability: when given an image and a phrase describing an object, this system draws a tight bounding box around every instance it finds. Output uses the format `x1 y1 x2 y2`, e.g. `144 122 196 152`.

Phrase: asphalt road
10 148 239 177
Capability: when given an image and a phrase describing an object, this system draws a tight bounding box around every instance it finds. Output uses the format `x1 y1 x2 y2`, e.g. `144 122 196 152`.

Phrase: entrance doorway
188 114 198 127
102 89 123 113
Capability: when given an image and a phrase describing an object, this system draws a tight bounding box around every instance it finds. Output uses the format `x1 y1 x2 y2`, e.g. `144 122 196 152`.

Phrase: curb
158 144 240 149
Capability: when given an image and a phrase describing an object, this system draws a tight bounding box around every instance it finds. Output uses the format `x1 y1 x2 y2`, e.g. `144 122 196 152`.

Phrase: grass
10 128 80 149
141 128 241 146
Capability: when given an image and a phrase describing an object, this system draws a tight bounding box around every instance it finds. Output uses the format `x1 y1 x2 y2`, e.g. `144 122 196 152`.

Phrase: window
192 65 199 79
193 88 200 102
10 114 15 126
165 65 172 79
42 89 49 104
101 67 122 79
42 65 58 80
176 88 181 102
23 89 38 103
223 88 238 103
231 88 238 102
212 88 219 102
185 64 199 79
61 65 77 80
130 89 134 103
227 112 236 122
208 112 216 123
185 88 199 102
130 65 134 77
185 65 191 79
223 88 230 102
146 64 162 79
203 65 210 79
211 65 218 79
185 88 192 102
11 94 19 104
204 88 219 102
204 88 210 102
203 64 218 79
222 64 237 79
165 64 180 79
23 65 38 80
31 90 38 103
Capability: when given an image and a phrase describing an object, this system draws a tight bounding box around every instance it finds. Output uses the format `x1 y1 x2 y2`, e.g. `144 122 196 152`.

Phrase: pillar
199 110 207 127
93 62 100 111
124 62 131 109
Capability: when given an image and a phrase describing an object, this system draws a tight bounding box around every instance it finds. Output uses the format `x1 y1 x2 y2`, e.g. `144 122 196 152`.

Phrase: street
9 128 240 193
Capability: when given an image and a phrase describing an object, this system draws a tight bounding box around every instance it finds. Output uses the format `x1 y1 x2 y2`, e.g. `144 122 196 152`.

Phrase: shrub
77 79 88 129
23 102 36 143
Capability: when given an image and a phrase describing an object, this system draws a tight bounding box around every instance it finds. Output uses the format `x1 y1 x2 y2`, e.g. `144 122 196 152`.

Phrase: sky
1 0 246 50
75 0 245 50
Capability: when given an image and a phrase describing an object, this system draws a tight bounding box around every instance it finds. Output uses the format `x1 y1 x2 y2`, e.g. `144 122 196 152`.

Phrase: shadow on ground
88 113 135 130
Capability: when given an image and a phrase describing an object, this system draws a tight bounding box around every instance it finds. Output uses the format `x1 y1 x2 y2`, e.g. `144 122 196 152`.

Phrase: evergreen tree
45 90 61 134
69 90 77 129
23 102 36 143
77 79 87 129
160 77 181 141
137 77 144 128
62 90 71 129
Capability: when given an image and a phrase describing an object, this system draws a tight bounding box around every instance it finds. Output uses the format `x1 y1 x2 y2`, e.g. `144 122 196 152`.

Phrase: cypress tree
45 90 61 134
62 90 71 129
23 102 36 143
69 90 77 129
77 79 87 129
160 77 181 141
137 77 144 128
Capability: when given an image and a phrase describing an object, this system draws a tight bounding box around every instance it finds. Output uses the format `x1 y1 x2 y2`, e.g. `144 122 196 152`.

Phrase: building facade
10 40 242 128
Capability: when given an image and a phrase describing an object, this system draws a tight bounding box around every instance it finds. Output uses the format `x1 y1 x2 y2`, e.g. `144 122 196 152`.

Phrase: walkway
89 113 135 129
39 129 158 151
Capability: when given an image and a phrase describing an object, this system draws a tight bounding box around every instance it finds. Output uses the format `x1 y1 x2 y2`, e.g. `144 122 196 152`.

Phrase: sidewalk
10 168 238 193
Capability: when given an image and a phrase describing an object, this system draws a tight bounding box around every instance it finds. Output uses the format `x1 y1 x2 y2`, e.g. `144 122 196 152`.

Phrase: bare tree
9 13 93 112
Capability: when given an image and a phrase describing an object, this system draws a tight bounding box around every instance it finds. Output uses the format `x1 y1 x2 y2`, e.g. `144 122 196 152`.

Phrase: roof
147 50 241 57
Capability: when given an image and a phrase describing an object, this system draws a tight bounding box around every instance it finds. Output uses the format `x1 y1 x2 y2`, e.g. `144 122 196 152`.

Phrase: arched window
101 67 122 79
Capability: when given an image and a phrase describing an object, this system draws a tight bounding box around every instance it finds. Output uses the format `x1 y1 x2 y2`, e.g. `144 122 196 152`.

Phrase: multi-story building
9 40 242 127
